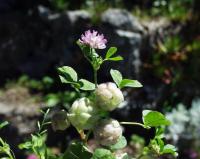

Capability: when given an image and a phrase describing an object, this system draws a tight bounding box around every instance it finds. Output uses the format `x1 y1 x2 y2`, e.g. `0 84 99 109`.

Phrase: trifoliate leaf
107 56 123 61
79 79 95 91
57 66 78 83
119 79 143 88
110 69 123 87
143 110 171 127
106 47 117 59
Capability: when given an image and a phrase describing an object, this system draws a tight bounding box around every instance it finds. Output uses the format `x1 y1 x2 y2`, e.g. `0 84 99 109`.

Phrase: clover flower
27 154 38 159
79 30 107 49
93 119 123 146
67 97 99 130
95 82 124 111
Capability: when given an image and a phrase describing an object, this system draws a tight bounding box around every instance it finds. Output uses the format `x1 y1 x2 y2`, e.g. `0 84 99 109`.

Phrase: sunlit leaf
57 66 78 83
110 69 122 87
79 79 95 91
143 110 171 127
107 56 123 61
119 79 143 88
106 47 117 59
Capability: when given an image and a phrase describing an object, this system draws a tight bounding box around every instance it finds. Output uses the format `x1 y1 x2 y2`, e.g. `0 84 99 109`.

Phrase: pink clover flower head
79 30 107 49
27 154 38 159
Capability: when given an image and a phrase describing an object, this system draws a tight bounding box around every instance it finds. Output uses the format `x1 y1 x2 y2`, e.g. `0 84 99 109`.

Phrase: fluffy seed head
67 97 99 130
93 119 123 146
95 82 124 111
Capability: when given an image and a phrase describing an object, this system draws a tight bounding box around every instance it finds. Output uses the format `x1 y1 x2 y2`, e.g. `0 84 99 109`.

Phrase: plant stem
94 68 98 88
84 130 92 145
120 122 150 129
79 130 86 141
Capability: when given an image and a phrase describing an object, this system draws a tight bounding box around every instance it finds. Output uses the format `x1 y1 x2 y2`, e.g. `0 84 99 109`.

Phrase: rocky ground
0 86 42 157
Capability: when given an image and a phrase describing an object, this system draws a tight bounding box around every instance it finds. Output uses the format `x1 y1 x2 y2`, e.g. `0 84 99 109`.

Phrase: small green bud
52 110 70 131
93 119 123 146
67 97 99 130
95 82 124 111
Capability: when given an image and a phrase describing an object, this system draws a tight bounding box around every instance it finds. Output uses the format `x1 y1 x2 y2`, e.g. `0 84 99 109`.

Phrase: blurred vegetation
50 0 194 21
2 75 84 109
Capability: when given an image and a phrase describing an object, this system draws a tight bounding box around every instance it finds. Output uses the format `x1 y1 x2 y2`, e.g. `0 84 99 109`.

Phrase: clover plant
2 30 178 159
54 30 178 159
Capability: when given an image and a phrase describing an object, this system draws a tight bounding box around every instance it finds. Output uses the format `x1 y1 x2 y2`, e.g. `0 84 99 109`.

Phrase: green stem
94 68 98 88
120 122 150 129
77 129 86 142
84 130 92 144
10 150 16 159
7 151 14 159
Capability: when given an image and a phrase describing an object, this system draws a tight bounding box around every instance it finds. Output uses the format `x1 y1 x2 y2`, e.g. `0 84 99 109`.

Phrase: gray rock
115 29 142 77
101 9 144 33
0 86 44 159
0 10 92 77
0 9 145 78
65 10 91 25
0 86 42 133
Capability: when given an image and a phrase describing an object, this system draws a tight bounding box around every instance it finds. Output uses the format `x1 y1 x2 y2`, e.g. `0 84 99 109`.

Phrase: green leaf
107 56 123 61
110 69 122 87
156 138 165 151
106 47 117 59
142 110 171 127
162 144 178 156
92 148 114 159
109 136 127 151
0 121 9 129
57 66 78 83
155 127 165 138
79 79 95 91
18 141 32 149
63 142 92 159
119 79 143 89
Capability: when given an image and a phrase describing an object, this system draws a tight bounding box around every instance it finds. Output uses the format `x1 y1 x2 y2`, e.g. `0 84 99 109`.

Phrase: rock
0 86 41 135
65 10 91 25
0 8 144 81
0 86 42 158
0 10 92 79
101 9 144 33
99 9 144 78
115 29 142 77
